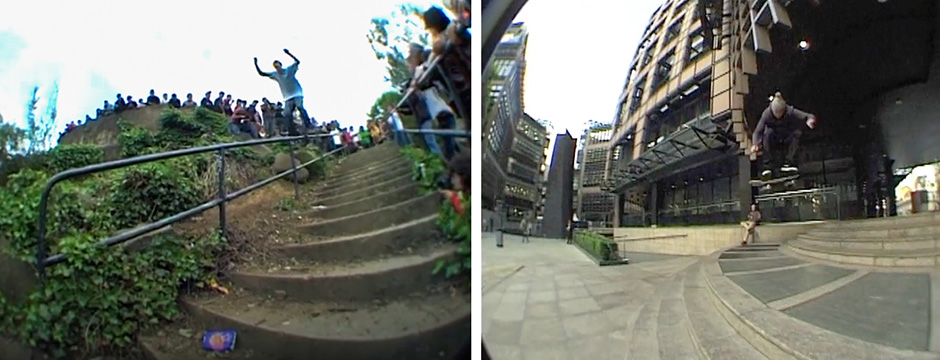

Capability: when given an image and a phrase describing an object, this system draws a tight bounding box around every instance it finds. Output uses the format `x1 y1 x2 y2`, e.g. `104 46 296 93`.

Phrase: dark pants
762 127 802 170
283 96 314 129
422 112 458 160
229 122 259 138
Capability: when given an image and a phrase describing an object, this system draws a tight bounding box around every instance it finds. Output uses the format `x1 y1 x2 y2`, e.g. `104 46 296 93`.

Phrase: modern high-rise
576 122 616 226
543 132 577 238
483 23 550 224
604 0 939 226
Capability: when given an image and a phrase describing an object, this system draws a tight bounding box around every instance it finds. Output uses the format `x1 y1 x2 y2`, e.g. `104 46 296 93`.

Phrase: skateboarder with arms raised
749 92 818 182
254 49 316 136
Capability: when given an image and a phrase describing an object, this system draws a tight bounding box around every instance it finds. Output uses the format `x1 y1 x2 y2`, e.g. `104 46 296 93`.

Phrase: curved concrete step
172 288 469 360
230 243 456 302
652 273 699 359
324 157 410 187
682 262 768 360
273 215 438 263
299 193 440 238
313 172 414 206
701 253 939 360
806 224 940 239
303 182 420 221
796 234 939 251
817 212 938 230
314 165 411 199
785 241 940 267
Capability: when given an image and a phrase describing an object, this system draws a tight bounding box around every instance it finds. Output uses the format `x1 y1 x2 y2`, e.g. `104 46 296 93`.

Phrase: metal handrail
35 132 338 284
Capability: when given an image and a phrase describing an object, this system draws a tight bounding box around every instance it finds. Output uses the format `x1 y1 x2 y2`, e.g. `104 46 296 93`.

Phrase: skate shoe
781 164 798 173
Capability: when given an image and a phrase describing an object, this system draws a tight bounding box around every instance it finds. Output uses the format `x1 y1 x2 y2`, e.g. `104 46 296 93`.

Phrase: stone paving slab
729 264 854 303
481 234 692 360
719 256 805 273
784 272 931 351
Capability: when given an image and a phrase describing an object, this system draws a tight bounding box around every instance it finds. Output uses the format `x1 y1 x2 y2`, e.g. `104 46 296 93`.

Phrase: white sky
0 0 447 135
512 0 664 164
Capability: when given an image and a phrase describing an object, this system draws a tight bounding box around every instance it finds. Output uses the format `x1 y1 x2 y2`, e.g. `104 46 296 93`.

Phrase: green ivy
106 160 202 231
400 146 446 194
433 194 471 283
45 145 104 175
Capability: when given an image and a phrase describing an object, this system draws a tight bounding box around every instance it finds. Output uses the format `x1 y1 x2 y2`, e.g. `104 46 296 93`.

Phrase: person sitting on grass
741 203 762 245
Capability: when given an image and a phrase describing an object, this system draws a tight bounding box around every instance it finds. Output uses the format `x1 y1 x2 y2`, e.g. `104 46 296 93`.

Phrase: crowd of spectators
388 3 471 162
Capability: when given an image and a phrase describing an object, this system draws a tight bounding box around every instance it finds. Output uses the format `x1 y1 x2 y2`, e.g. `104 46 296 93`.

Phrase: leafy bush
574 231 619 261
400 146 446 194
433 193 470 283
46 145 104 175
117 125 158 158
106 160 202 231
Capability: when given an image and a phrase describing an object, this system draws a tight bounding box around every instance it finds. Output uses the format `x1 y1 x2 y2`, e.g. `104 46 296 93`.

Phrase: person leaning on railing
421 6 471 126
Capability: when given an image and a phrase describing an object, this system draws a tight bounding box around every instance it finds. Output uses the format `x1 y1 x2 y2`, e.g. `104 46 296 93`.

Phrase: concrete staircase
701 244 938 360
139 143 470 359
784 212 940 267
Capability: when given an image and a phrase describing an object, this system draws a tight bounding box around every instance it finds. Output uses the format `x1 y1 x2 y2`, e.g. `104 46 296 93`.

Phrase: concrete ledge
816 212 939 230
231 244 455 302
796 234 939 251
784 242 940 268
612 222 824 256
702 252 939 360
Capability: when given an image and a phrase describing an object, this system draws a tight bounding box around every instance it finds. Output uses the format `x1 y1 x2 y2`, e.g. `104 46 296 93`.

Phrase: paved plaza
481 233 697 360
481 232 940 359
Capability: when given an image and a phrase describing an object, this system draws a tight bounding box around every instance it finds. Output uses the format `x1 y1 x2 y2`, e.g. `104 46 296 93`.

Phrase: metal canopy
608 115 733 193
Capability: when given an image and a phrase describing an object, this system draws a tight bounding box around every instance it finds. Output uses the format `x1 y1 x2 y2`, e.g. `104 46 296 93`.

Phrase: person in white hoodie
408 43 458 160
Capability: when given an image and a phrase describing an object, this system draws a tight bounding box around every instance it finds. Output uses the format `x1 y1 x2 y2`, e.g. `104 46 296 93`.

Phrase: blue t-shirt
265 63 303 101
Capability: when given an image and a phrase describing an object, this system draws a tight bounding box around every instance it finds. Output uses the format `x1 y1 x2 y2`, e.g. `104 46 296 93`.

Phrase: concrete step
323 156 410 188
785 240 940 267
682 262 768 360
701 254 939 360
312 172 414 207
298 193 440 239
313 165 412 199
796 234 939 251
652 273 699 359
302 182 420 221
229 243 456 302
273 215 438 263
817 212 938 230
331 145 403 177
806 224 940 239
165 287 469 360
718 251 784 260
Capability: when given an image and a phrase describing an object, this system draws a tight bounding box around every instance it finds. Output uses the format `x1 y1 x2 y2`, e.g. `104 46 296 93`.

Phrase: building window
652 50 676 89
687 30 706 64
664 17 684 45
641 40 658 68
673 0 690 15
629 75 647 114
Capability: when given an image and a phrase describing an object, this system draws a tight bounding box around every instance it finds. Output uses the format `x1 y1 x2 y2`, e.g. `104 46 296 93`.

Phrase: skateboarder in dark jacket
749 92 818 178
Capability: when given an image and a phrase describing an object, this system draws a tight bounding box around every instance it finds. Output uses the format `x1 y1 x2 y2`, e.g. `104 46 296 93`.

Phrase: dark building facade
604 0 938 226
543 132 577 238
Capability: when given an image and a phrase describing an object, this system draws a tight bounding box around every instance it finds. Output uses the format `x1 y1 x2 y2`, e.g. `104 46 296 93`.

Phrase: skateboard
750 173 799 191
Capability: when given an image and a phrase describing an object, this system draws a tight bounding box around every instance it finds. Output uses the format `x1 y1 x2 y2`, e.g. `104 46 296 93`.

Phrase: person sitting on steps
741 203 762 245
749 92 818 180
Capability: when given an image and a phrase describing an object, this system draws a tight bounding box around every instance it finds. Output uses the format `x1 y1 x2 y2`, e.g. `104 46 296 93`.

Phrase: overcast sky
0 0 446 135
513 0 664 155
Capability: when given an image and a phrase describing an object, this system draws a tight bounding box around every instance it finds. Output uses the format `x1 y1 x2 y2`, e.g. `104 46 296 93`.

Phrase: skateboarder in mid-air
254 49 316 135
749 92 818 181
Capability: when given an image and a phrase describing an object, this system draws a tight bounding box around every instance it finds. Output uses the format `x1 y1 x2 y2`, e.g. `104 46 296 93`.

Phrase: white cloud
0 0 450 135
513 1 663 138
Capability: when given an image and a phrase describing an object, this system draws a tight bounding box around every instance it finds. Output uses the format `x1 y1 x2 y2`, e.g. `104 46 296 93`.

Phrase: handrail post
288 139 300 200
36 182 56 286
217 148 227 237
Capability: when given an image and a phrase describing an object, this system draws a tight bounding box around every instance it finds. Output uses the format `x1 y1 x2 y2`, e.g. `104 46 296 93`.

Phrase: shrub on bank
574 231 619 261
